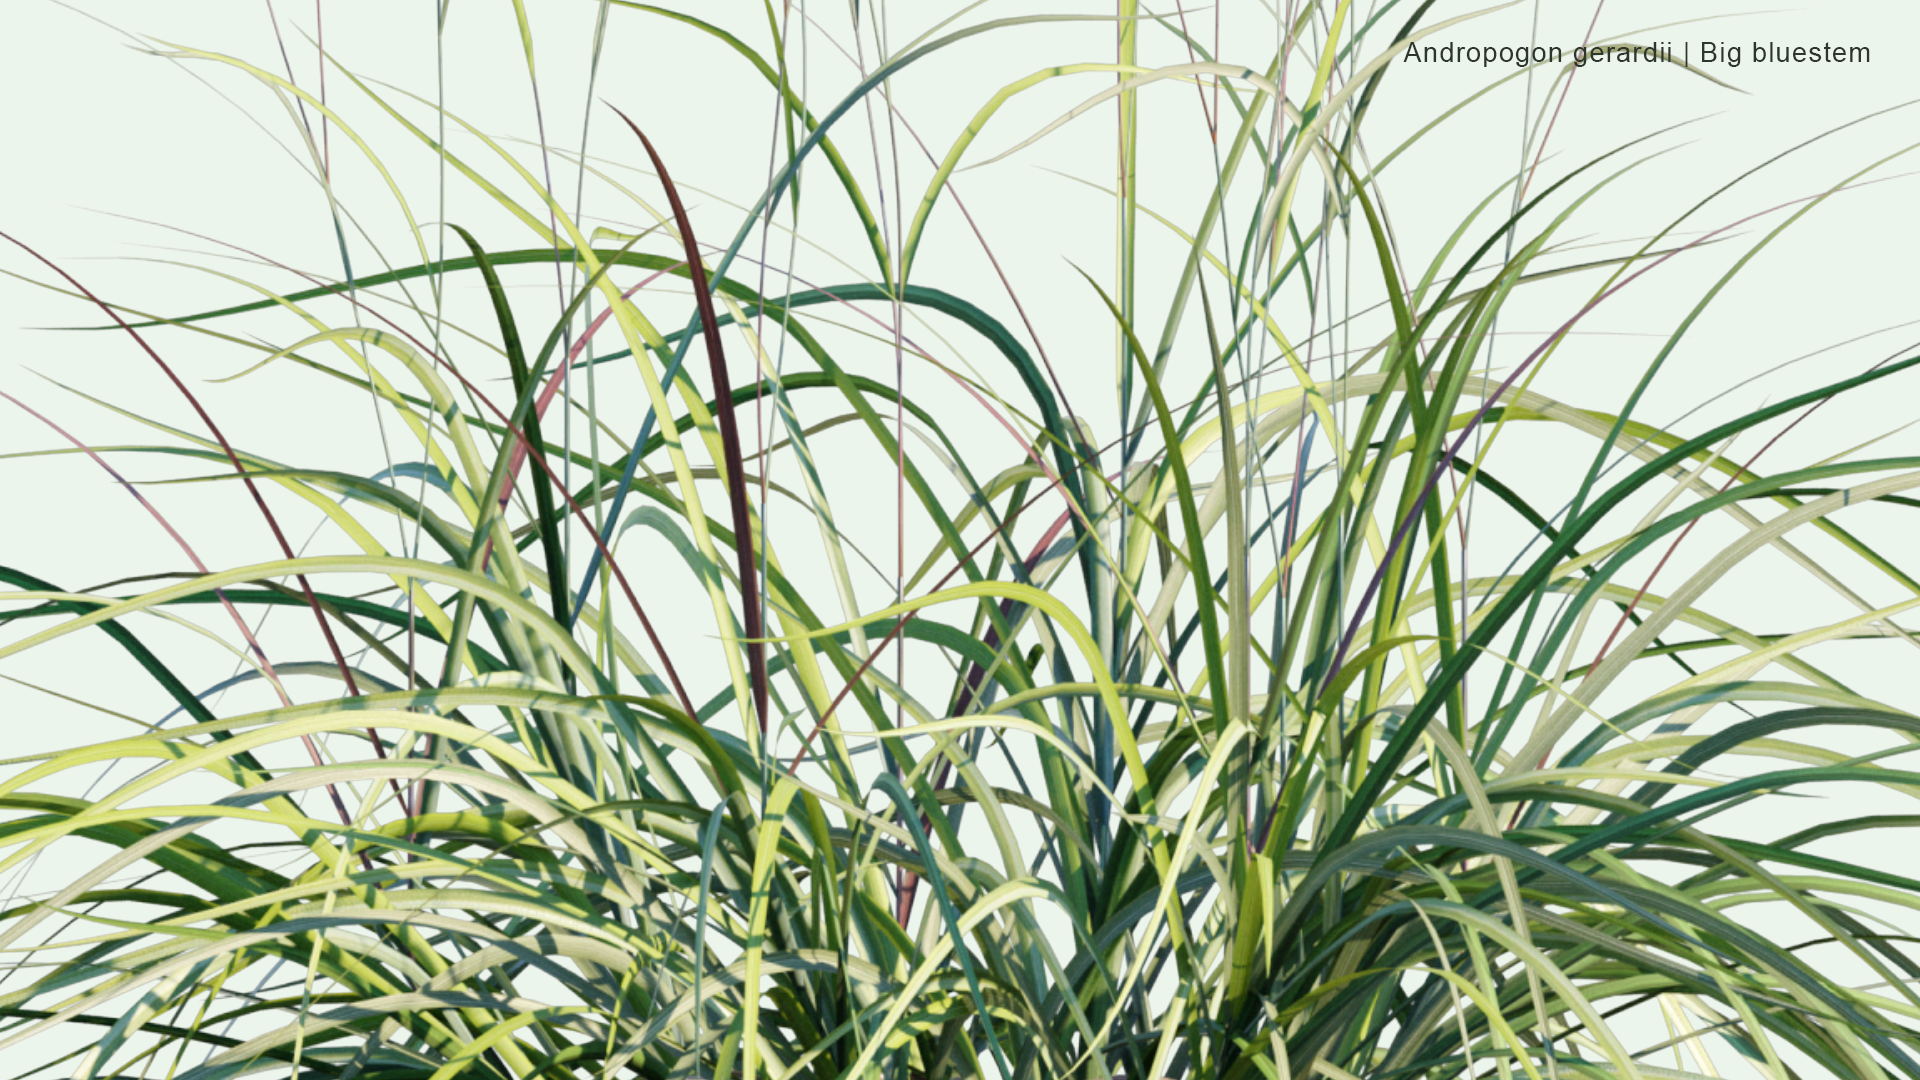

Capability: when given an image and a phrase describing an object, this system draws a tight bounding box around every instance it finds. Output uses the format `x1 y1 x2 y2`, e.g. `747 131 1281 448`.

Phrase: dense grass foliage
4 3 1919 1079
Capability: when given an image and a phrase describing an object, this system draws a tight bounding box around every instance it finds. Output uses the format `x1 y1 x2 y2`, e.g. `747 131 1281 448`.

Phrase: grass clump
3 3 1919 1079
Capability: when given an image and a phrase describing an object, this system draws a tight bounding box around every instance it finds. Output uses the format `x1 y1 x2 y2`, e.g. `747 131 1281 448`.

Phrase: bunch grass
3 2 1919 1079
